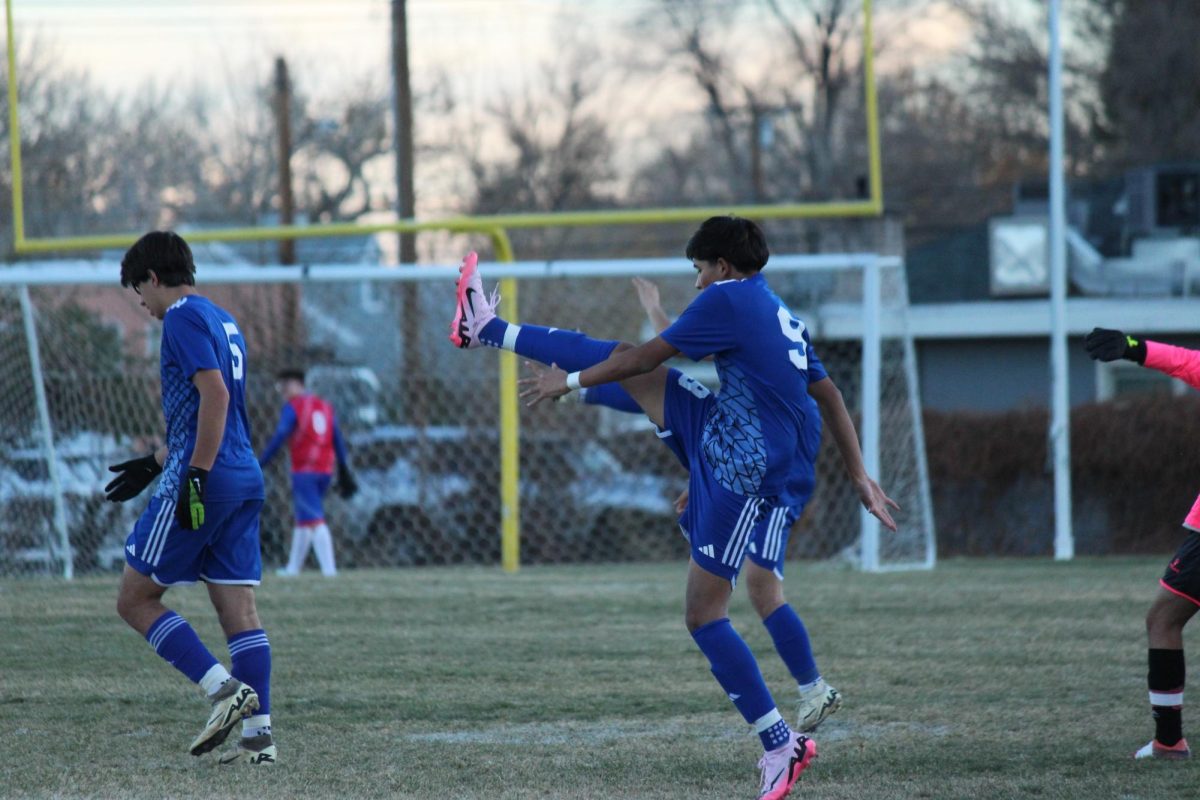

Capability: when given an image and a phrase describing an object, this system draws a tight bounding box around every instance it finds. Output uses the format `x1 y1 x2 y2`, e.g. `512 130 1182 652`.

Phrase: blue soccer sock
145 610 223 686
692 618 792 751
483 320 620 371
580 381 643 414
763 604 821 686
229 629 272 718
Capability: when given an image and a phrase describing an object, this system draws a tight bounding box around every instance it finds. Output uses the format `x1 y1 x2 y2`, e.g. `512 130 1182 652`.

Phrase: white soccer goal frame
0 253 935 575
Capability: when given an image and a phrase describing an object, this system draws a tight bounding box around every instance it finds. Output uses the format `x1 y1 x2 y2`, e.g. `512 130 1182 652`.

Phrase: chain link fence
0 256 932 577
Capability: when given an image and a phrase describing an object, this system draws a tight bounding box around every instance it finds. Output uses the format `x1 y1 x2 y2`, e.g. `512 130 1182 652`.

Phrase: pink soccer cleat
1134 737 1191 760
448 251 500 349
757 732 816 800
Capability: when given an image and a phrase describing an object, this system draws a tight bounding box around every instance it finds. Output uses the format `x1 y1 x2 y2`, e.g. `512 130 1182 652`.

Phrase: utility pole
274 56 300 367
274 56 296 266
391 0 416 263
750 105 765 203
391 0 422 421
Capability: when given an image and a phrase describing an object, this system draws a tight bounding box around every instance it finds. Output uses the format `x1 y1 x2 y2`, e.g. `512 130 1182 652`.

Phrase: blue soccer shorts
662 370 782 584
291 471 332 525
744 504 801 579
125 495 264 586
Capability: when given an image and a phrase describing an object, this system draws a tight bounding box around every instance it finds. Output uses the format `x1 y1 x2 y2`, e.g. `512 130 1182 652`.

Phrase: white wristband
566 371 583 391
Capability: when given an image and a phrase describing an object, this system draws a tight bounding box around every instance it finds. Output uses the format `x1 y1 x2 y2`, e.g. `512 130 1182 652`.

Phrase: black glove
175 466 209 530
104 453 163 502
1084 327 1147 364
336 463 358 500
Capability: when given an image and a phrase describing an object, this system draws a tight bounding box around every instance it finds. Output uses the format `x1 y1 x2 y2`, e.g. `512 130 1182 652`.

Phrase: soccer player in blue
574 276 864 733
105 231 276 765
449 216 898 799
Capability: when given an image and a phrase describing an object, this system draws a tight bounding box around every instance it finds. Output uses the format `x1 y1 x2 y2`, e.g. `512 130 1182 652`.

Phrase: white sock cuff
753 708 784 733
1150 690 1184 706
502 323 521 351
798 677 824 694
242 714 272 738
199 664 232 696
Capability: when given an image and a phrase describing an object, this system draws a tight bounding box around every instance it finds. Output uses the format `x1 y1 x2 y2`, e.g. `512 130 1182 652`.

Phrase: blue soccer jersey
661 273 822 496
155 296 264 503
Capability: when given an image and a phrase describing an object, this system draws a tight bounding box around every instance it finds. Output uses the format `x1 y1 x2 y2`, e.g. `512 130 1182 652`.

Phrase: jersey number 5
222 322 245 381
776 307 808 371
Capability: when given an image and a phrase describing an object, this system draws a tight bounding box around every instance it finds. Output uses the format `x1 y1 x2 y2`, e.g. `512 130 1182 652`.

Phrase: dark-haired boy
105 231 275 765
578 277 851 733
449 216 898 799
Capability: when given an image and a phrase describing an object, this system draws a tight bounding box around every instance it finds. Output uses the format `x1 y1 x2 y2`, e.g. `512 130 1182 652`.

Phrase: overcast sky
12 0 635 98
12 0 967 97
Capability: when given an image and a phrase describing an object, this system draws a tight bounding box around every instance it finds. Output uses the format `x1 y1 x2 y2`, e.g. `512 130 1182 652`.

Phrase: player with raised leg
578 277 851 732
1085 327 1199 760
450 217 898 798
106 231 275 765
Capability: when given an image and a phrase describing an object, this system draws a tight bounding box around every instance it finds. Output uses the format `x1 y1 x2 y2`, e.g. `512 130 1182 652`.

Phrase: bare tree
448 42 618 257
0 38 123 252
293 75 393 223
2 40 400 254
627 0 894 206
1095 0 1200 169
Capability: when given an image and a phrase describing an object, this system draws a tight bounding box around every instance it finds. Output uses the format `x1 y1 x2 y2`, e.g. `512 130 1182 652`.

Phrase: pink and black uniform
259 394 349 526
1143 340 1200 606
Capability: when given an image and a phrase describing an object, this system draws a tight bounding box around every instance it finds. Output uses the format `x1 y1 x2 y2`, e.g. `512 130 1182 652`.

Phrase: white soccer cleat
218 733 278 766
795 678 841 733
449 251 500 349
189 679 259 756
1133 737 1191 760
757 732 816 800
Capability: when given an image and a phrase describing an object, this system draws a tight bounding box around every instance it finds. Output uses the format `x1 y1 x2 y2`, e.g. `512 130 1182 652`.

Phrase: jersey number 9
776 306 809 371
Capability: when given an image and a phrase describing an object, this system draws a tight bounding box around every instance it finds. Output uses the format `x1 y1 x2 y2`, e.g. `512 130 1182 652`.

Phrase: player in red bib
1086 327 1200 760
259 368 357 577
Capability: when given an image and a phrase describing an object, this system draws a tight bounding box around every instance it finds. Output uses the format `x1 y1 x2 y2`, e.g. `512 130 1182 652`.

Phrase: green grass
2 558 1199 799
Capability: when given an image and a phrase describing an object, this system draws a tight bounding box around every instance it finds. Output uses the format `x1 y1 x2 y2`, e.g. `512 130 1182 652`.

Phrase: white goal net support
0 254 934 578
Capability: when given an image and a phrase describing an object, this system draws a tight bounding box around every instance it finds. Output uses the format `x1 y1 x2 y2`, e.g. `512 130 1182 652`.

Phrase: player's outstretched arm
808 376 899 532
518 337 678 406
1086 326 1200 390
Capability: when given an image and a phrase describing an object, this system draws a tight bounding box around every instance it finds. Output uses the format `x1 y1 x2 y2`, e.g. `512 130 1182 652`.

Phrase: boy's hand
632 277 661 315
336 464 358 499
104 453 162 502
175 467 208 530
518 361 571 406
855 476 900 532
1084 327 1147 364
673 488 689 516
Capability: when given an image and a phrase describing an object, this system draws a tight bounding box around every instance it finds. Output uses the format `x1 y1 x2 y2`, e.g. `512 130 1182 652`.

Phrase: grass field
2 557 1199 799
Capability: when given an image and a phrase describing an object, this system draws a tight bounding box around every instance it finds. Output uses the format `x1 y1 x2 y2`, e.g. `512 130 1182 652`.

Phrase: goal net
0 254 933 577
